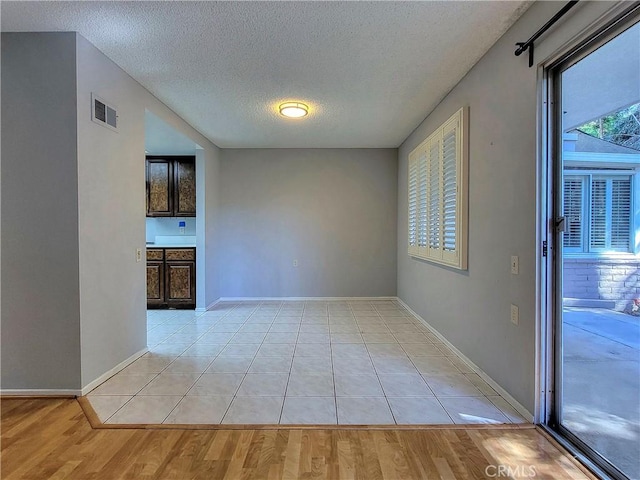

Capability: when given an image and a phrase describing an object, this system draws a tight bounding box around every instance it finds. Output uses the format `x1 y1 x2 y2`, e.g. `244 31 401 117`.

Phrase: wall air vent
91 93 118 132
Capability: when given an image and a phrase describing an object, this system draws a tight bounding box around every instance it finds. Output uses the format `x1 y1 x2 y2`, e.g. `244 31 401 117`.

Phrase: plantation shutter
427 138 441 253
407 107 467 270
418 150 429 247
442 127 457 252
589 178 608 251
611 177 631 250
563 176 585 250
408 153 418 247
588 176 632 252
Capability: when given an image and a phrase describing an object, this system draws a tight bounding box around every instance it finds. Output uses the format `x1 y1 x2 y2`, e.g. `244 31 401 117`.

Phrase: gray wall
76 35 148 386
196 146 223 309
396 1 620 413
75 34 222 387
1 33 81 390
1 32 221 391
219 149 397 297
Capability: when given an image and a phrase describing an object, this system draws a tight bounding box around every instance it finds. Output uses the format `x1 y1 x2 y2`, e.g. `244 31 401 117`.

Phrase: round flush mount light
279 102 309 118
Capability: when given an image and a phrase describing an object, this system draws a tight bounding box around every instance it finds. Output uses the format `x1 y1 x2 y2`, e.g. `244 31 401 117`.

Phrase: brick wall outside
563 258 640 311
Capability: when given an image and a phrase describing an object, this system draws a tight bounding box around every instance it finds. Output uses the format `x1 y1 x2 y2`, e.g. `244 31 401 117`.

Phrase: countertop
146 244 196 248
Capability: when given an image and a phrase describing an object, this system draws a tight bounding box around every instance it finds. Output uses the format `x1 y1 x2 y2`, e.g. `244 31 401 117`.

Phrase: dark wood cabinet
165 262 196 306
146 248 195 309
174 160 196 216
146 262 165 306
146 248 166 307
146 159 173 217
146 156 195 217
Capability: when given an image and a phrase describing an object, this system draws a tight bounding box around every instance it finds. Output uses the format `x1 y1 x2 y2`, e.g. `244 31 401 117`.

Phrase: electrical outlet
136 248 142 263
511 255 519 274
510 304 519 325
293 259 299 267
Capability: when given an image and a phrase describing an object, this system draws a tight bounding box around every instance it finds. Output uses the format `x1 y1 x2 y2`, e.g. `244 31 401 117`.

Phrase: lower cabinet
146 261 165 307
146 248 195 309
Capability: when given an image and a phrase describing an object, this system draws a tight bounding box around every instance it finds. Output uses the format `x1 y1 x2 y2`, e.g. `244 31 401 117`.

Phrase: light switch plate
136 248 142 263
510 304 519 325
511 255 519 274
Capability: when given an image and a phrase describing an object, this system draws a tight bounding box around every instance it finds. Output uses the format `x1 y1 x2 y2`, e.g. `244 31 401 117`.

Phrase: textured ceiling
2 1 532 148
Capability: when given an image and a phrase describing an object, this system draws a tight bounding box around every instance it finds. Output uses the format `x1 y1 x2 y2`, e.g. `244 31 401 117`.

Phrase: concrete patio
563 307 640 479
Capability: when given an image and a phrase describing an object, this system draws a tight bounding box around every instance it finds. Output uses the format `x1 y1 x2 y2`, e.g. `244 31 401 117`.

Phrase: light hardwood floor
1 398 597 479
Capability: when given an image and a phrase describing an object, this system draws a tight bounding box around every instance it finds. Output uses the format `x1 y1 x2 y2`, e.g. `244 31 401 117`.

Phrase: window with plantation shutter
408 108 468 270
562 173 633 254
418 151 428 247
408 156 418 247
428 140 440 251
563 176 585 251
442 127 457 252
610 178 631 250
589 179 607 251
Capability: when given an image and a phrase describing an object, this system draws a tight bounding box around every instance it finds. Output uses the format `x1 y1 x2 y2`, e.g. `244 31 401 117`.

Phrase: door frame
537 4 640 479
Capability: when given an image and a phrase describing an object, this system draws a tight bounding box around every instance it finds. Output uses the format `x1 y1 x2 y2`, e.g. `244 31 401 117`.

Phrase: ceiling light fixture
279 102 309 118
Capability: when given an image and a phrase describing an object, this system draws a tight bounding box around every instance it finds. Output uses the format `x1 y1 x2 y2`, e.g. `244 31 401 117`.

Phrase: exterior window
563 174 633 253
408 108 467 269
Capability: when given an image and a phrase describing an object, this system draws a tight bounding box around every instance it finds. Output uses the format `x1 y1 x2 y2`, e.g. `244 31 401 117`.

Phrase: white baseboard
2 348 150 397
395 297 534 423
0 388 81 396
196 297 222 312
80 347 148 396
200 298 222 311
216 296 398 302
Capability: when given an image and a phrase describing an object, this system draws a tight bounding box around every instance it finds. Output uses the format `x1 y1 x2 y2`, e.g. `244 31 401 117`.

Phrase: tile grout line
125 313 213 424
161 306 235 424
100 377 154 423
373 302 399 425
147 309 221 425
222 301 262 423
100 301 520 426
330 302 340 424
392 305 458 425
276 300 292 425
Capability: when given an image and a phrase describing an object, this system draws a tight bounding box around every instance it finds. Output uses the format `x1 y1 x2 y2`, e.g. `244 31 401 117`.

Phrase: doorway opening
144 110 202 311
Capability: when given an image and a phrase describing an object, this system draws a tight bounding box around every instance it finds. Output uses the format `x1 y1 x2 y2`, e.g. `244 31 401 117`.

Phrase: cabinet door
174 159 196 217
165 261 195 308
146 159 173 217
146 261 165 307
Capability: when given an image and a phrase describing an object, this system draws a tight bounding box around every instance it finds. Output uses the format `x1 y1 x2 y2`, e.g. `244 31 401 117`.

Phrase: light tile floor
86 300 528 425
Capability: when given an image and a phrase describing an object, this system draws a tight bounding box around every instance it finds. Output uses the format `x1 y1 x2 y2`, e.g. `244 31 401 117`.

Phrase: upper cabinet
146 158 173 216
146 156 196 217
174 159 196 216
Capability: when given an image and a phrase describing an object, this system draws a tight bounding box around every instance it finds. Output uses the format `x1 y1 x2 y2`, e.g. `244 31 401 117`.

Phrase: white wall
218 149 397 297
75 34 221 387
1 33 82 390
562 21 640 130
397 1 622 413
146 217 197 243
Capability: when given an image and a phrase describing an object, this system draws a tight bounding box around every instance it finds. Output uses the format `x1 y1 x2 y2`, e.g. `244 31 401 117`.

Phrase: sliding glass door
550 14 640 480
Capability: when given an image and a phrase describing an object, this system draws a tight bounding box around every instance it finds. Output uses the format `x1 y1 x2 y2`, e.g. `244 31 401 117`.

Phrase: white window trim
408 107 468 270
563 151 640 169
563 169 637 256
